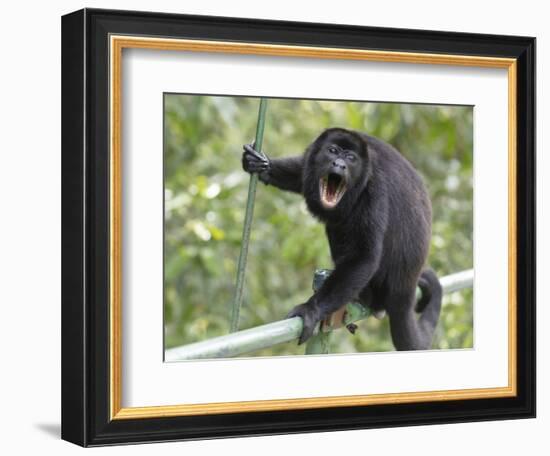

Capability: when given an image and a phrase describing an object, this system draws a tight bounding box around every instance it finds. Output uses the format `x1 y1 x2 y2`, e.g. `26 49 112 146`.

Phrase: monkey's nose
333 158 346 170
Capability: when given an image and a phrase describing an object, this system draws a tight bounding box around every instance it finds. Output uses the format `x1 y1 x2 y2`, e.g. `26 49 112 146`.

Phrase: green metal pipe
439 268 474 294
166 269 474 361
166 317 303 362
230 98 268 333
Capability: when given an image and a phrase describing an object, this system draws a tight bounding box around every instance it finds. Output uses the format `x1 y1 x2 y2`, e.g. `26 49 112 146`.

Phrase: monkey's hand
242 143 271 180
286 298 323 345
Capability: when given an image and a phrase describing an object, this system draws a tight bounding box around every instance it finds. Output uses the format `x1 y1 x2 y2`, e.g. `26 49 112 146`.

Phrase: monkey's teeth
320 176 345 208
336 182 347 200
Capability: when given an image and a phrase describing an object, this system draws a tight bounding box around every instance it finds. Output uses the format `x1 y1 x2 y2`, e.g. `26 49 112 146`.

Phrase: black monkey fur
242 128 442 350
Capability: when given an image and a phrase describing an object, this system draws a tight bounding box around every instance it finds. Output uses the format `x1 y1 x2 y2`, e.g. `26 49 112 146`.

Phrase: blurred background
164 94 473 356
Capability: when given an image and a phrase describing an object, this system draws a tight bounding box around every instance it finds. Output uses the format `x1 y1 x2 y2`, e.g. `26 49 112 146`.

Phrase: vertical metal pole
305 269 332 354
230 98 268 333
305 331 331 355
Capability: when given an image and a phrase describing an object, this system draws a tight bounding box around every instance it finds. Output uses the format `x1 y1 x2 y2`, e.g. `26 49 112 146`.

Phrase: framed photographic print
61 8 535 447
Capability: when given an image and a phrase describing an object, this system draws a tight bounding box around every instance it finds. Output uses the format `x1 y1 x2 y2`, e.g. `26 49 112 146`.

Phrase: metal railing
165 269 473 361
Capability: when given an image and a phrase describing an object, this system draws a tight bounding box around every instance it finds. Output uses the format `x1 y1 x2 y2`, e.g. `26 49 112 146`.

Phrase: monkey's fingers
243 143 269 162
243 159 269 174
286 303 320 345
285 305 303 320
298 324 316 345
243 147 269 175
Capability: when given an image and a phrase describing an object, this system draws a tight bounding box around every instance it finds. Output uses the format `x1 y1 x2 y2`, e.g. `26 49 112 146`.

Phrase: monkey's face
313 130 366 210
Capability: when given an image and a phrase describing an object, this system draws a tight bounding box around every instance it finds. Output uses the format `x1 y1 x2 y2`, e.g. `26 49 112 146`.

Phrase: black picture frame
62 7 535 447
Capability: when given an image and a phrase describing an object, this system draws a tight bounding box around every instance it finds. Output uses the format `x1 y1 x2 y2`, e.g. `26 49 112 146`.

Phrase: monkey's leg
385 286 438 351
358 285 386 320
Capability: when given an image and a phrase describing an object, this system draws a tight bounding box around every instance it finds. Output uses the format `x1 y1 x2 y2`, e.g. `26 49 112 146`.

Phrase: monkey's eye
346 152 357 162
328 146 338 155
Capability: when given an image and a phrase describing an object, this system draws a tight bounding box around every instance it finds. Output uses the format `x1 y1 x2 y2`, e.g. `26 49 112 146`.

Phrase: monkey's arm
287 192 389 344
242 144 303 193
287 247 383 344
263 156 304 193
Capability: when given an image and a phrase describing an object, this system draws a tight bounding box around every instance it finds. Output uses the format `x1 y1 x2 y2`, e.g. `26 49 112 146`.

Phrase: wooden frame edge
112 386 515 420
110 36 123 419
507 61 518 396
108 35 518 420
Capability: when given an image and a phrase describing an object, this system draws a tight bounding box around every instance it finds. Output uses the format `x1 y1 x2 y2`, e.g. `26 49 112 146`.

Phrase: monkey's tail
416 268 443 344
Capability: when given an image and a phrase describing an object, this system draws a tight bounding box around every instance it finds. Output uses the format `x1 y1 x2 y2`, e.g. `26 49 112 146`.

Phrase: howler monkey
242 128 442 351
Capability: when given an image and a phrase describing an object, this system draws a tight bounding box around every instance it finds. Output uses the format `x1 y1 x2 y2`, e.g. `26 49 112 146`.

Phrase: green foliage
164 95 473 355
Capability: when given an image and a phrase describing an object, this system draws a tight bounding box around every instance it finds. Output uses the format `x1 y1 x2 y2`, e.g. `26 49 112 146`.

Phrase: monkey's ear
358 133 370 159
308 128 334 151
314 128 332 143
304 130 328 157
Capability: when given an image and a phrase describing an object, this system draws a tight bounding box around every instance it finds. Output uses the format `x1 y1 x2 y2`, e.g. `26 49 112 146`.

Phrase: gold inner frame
109 35 517 420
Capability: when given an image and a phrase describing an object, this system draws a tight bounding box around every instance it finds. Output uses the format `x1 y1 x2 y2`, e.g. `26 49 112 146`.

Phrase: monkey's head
304 128 369 219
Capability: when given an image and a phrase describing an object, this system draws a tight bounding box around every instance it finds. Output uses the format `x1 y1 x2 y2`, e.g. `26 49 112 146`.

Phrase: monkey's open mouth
319 173 347 208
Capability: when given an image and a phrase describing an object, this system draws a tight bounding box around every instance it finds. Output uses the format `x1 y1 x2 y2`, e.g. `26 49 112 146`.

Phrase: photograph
163 94 474 360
